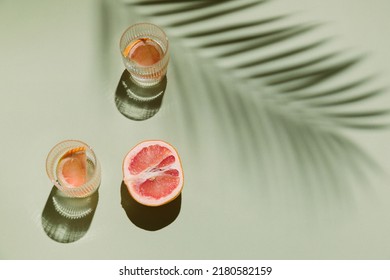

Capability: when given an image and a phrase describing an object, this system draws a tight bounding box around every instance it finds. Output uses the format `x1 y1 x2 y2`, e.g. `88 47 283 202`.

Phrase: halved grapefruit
123 140 184 207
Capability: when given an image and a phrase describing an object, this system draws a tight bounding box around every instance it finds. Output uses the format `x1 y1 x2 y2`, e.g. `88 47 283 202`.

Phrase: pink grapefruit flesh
56 147 87 187
123 140 184 206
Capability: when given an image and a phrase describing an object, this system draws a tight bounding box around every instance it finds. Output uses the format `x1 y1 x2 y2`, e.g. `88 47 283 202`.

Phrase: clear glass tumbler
120 23 169 87
46 140 101 198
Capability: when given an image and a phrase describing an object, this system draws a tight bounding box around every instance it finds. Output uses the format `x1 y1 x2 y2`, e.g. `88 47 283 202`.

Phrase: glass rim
45 139 100 196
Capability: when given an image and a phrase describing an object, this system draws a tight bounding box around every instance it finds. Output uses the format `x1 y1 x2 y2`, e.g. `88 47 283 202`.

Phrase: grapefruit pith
123 140 184 207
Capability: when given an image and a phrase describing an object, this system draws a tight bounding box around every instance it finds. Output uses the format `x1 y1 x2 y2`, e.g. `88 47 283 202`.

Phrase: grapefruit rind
123 140 184 207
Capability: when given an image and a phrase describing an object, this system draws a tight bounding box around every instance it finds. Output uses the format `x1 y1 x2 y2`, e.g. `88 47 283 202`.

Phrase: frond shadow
110 0 389 208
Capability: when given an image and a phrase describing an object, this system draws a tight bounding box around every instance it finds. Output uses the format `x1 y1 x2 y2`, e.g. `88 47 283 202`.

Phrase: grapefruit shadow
120 181 181 231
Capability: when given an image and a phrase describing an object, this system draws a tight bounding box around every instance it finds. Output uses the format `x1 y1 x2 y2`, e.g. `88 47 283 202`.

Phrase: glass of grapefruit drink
46 140 101 198
120 23 169 87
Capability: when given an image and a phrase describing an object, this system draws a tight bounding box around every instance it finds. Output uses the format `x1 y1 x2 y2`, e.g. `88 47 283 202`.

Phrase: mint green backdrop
1 0 390 259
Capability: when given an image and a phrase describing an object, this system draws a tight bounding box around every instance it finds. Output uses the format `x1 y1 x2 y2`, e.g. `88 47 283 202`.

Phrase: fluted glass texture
120 23 169 87
46 140 101 198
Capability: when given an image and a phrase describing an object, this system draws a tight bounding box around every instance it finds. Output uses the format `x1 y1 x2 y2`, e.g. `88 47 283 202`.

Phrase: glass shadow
115 70 167 121
120 181 181 231
41 186 99 243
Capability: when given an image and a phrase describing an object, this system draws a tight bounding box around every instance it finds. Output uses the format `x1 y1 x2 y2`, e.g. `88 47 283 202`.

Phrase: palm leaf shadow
117 0 388 204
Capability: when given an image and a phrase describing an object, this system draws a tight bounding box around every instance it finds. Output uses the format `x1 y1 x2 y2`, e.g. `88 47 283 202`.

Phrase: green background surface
1 0 390 259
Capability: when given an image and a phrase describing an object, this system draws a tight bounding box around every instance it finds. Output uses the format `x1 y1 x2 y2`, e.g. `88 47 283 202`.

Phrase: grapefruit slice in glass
56 147 87 187
123 140 184 207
